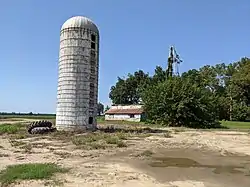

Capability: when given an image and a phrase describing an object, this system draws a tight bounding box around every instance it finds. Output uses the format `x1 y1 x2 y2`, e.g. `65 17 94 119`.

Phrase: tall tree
97 102 104 116
228 58 250 121
152 66 167 83
109 70 150 105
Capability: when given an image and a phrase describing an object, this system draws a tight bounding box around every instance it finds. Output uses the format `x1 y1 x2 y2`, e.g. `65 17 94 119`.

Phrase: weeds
0 124 22 135
0 153 9 157
8 139 33 153
44 179 65 187
105 136 121 144
53 151 71 158
0 163 68 186
116 132 128 140
137 150 154 157
9 139 26 147
117 141 127 147
173 128 185 132
88 142 107 150
71 132 127 149
11 133 28 139
21 144 33 153
163 131 172 138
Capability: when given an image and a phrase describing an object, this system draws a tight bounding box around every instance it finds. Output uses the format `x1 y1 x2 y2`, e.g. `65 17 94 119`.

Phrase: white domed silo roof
61 16 99 34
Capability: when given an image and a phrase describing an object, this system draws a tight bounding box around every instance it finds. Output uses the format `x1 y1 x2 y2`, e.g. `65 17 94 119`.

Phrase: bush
232 102 249 121
142 77 221 128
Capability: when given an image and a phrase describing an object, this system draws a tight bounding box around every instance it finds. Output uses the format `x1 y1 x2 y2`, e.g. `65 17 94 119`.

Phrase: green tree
104 105 110 112
152 66 166 83
228 57 250 121
109 70 150 104
109 56 250 123
142 77 220 128
97 102 104 116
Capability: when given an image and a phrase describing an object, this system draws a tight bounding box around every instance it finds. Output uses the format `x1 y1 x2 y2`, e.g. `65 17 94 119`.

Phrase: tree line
0 103 108 117
0 112 56 116
109 57 250 128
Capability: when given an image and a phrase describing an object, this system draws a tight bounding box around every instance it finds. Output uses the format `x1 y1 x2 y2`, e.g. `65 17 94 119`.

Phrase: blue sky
0 0 249 113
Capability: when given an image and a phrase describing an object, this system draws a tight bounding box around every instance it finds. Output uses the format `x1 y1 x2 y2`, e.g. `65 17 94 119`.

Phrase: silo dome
61 16 99 34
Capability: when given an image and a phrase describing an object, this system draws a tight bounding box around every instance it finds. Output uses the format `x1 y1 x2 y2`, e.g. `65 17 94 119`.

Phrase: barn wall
105 114 141 122
110 105 143 110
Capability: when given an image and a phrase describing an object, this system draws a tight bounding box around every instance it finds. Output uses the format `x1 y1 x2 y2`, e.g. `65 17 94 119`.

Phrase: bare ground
1 122 250 187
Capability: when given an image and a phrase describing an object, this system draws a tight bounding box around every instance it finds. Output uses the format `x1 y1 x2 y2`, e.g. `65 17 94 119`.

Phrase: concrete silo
56 16 99 131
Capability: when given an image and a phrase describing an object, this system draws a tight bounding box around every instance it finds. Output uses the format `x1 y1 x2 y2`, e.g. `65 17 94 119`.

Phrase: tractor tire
27 120 52 134
30 127 56 134
30 127 49 134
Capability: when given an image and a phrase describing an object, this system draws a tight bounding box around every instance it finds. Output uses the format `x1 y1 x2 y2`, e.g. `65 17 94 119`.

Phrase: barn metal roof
61 16 99 34
105 108 144 115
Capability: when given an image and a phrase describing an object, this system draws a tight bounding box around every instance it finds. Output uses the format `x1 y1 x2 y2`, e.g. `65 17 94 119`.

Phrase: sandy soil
0 123 250 187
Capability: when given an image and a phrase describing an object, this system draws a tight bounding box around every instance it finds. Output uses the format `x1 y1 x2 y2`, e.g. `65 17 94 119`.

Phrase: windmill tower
166 46 182 78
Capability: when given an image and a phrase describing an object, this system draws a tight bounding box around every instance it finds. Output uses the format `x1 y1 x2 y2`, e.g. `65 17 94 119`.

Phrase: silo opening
88 117 93 124
91 34 96 42
91 42 96 50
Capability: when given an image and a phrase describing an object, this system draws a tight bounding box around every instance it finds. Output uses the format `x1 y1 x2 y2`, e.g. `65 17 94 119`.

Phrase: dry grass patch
71 132 128 149
137 150 154 157
21 143 33 153
172 127 186 133
0 153 9 157
8 139 34 153
53 151 72 158
0 163 68 187
116 141 127 147
49 128 162 150
163 131 173 138
9 139 27 147
50 131 76 142
44 179 65 186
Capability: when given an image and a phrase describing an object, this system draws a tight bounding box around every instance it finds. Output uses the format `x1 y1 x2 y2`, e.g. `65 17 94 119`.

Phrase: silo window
88 117 93 124
91 42 96 50
91 34 96 42
90 67 95 74
90 91 94 97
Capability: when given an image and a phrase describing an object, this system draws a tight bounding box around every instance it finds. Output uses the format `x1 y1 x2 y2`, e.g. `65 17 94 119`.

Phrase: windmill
166 46 182 78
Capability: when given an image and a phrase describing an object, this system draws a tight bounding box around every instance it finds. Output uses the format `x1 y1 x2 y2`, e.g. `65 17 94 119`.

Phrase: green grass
0 115 55 120
220 121 250 129
96 116 105 122
0 124 22 135
0 163 68 186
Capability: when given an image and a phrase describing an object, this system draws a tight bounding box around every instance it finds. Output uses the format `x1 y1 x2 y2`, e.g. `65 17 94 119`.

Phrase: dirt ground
1 122 250 187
